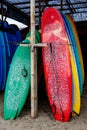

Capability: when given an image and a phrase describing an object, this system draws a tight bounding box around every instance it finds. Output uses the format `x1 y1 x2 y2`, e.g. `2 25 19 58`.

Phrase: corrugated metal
2 0 87 24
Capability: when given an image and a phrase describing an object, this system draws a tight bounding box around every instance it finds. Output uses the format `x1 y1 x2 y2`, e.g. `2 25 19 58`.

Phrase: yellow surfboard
68 43 81 116
67 15 85 84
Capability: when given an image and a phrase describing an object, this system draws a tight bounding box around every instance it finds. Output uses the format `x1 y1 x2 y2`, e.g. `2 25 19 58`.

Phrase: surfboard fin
72 111 79 117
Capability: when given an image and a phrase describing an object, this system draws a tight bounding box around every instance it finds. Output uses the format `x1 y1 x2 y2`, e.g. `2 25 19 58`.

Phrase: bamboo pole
30 0 38 118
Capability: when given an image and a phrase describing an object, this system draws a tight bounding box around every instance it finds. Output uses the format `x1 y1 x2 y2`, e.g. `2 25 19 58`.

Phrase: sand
0 83 87 130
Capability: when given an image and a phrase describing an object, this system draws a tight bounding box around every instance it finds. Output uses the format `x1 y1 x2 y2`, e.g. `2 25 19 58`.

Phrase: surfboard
4 46 31 120
67 15 84 84
1 22 21 90
0 43 3 89
0 31 4 90
4 30 40 120
41 7 72 122
3 21 11 82
62 13 80 116
62 14 83 96
0 21 3 89
0 23 6 90
10 24 22 42
7 24 19 62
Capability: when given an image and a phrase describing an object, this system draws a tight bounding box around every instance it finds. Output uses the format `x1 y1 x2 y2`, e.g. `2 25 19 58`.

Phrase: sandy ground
0 81 87 130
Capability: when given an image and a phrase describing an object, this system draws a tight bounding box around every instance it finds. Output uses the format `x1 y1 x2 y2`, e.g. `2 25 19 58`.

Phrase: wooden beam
12 1 30 5
66 0 74 13
19 3 46 10
60 0 63 11
12 0 39 5
1 1 29 25
67 1 87 5
30 0 38 118
9 42 47 47
67 11 87 15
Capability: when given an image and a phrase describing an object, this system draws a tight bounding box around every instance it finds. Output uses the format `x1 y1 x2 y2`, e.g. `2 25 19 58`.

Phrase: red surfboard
41 7 72 122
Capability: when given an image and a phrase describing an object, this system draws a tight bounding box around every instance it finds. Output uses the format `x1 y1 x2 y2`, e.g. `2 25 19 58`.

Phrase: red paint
41 7 72 122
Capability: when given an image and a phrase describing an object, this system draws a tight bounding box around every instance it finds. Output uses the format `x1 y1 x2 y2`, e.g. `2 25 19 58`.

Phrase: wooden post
30 0 38 118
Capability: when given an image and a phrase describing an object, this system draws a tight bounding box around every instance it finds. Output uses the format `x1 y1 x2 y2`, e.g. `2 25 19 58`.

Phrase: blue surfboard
0 29 6 90
0 21 3 88
0 32 3 89
10 24 22 42
0 21 22 90
7 25 18 62
3 21 11 79
3 22 22 75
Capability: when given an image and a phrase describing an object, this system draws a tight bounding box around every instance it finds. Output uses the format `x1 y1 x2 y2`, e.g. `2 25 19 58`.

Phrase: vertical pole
30 0 38 118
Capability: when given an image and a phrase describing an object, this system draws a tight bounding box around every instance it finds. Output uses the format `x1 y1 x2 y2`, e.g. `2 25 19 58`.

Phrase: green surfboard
4 30 40 120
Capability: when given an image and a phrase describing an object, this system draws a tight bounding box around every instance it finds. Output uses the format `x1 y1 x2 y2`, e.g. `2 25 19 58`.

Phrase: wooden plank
2 1 29 25
9 42 47 46
18 43 47 47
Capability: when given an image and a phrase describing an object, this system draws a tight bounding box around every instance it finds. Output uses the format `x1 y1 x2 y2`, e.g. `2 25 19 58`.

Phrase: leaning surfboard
0 28 6 90
62 13 80 116
10 24 22 42
4 46 31 120
67 15 84 84
7 24 19 62
4 30 40 120
0 32 3 89
63 15 83 95
0 31 5 90
3 21 11 83
41 7 72 122
2 21 21 90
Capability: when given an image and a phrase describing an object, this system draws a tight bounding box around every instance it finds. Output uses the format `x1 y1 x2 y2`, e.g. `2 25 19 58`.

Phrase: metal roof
0 0 87 26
